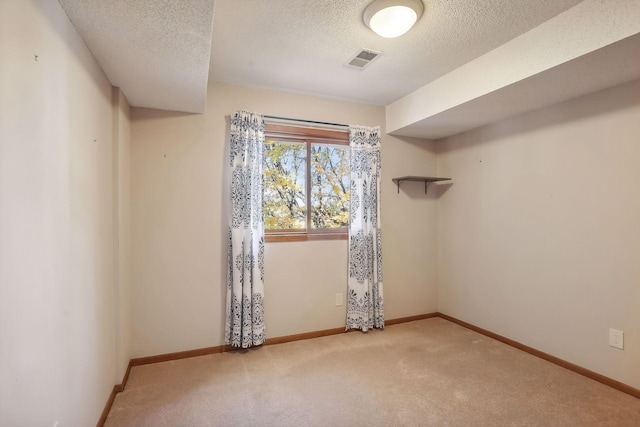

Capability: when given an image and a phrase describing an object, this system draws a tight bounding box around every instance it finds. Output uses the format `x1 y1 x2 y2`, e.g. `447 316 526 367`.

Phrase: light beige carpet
105 318 640 426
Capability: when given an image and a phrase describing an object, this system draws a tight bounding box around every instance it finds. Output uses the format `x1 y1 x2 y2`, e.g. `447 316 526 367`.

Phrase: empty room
2 0 640 426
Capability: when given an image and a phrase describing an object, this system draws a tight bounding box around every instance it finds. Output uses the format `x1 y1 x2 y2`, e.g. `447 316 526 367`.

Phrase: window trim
264 123 349 243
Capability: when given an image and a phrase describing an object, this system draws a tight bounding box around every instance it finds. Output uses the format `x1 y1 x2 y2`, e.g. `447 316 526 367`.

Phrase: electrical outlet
609 329 624 350
335 293 343 307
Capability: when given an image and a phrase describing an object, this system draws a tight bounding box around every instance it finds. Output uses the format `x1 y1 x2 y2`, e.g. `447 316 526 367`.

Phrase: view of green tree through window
264 140 307 230
263 124 349 241
310 143 349 228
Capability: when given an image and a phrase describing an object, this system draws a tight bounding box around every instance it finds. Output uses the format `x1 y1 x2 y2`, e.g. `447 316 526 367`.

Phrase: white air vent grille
345 48 382 69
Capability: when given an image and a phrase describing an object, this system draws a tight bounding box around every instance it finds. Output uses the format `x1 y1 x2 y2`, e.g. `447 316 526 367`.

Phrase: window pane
310 143 350 229
264 139 307 230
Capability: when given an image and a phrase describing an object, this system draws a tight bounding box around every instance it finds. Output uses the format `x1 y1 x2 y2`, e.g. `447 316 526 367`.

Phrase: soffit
387 0 640 139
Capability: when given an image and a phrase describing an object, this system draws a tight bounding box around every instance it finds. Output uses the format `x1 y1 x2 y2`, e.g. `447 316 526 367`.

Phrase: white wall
437 79 640 389
130 82 438 357
0 1 130 425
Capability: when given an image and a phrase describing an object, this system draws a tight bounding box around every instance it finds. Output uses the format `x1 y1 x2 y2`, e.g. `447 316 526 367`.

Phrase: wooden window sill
265 233 348 243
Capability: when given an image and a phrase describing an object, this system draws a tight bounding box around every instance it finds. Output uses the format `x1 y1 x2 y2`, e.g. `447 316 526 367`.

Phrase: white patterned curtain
346 126 384 331
226 110 266 348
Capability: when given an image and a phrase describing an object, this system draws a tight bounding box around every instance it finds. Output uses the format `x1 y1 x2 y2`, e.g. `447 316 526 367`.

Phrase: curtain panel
225 110 266 348
346 125 384 331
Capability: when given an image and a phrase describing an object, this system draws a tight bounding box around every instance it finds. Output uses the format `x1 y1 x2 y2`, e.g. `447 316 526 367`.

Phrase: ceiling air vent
345 48 382 69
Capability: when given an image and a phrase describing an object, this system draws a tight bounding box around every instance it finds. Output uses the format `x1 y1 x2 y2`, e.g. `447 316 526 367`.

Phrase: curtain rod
263 115 349 128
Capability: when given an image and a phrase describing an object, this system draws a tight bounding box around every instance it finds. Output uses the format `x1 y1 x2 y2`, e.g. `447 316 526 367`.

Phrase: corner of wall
111 87 133 383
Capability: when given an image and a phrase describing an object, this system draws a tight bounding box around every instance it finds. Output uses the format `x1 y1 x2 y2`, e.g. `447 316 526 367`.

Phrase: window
264 124 349 242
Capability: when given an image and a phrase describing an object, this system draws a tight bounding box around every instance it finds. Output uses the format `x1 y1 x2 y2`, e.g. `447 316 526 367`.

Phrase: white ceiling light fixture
364 0 424 38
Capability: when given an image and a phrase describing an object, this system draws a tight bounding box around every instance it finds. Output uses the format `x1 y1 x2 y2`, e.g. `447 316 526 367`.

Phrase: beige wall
130 81 438 357
112 87 132 381
437 79 640 389
2 1 638 422
0 1 131 425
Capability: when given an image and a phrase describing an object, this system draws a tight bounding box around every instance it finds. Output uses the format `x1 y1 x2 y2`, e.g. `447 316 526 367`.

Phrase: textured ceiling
58 0 214 113
58 0 640 139
209 0 583 106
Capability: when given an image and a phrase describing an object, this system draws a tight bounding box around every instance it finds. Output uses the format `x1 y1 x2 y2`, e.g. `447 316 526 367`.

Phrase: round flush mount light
364 0 424 38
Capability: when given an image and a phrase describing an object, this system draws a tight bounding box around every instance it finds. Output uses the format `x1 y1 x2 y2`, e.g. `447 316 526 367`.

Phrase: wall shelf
392 176 451 194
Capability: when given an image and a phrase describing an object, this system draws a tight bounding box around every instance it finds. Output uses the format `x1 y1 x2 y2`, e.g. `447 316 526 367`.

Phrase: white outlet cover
609 329 624 350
